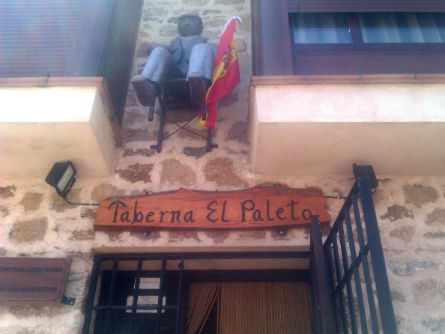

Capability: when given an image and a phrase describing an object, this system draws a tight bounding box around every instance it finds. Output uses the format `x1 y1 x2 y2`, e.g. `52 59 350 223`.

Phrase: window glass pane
291 13 352 44
359 13 445 43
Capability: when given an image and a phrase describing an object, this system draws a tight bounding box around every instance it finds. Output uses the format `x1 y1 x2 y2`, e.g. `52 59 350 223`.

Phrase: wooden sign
94 185 330 230
0 257 71 304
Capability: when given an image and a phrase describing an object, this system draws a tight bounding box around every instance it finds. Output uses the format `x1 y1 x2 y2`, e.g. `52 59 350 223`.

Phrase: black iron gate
310 164 398 334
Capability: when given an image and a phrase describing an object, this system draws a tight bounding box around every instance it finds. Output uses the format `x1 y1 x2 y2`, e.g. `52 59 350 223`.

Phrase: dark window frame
251 0 445 76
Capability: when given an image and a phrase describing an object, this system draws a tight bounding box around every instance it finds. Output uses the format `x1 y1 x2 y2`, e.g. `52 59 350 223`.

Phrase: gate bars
82 254 185 334
322 165 398 334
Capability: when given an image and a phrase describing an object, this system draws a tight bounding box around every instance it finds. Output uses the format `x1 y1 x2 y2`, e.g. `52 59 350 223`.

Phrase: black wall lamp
45 161 98 206
45 161 76 198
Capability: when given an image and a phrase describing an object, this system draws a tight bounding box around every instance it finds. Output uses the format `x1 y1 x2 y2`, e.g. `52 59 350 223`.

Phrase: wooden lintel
0 77 103 88
251 74 445 86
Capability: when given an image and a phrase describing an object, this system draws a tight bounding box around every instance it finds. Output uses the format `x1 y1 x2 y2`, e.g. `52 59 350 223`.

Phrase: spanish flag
199 17 241 128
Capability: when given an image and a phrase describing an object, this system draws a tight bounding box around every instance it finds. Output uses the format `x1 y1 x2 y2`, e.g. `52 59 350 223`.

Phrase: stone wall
2 174 445 333
124 0 252 153
1 1 445 333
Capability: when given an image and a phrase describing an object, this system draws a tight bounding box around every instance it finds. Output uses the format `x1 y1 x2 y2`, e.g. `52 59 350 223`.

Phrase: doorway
82 250 312 334
83 165 399 334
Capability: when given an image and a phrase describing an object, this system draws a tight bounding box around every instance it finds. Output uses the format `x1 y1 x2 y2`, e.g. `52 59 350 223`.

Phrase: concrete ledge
249 83 445 176
0 85 117 178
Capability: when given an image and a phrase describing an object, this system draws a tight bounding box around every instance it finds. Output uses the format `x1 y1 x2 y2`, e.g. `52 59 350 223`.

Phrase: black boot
188 76 210 105
131 75 159 107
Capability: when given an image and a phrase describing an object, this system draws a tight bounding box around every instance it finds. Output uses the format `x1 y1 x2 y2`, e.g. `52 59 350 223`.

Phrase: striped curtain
292 13 445 44
186 281 311 334
359 13 445 43
186 282 220 334
292 13 352 43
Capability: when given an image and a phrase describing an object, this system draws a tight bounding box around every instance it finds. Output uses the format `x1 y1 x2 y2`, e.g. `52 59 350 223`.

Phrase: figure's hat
178 13 202 24
177 13 203 35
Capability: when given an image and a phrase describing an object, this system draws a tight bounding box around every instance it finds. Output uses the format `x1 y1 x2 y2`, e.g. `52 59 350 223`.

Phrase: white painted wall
254 84 445 123
0 87 96 122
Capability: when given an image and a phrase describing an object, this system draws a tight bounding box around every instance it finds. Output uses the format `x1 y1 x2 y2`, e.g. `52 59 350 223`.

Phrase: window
0 0 143 123
291 13 445 44
290 12 445 75
251 0 445 76
291 13 353 44
359 13 445 43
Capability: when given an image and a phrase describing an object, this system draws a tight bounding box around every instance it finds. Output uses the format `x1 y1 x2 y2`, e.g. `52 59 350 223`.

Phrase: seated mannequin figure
131 14 215 107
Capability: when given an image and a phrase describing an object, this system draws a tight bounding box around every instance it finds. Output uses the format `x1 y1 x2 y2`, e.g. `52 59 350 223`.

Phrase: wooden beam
0 76 103 87
287 0 445 13
251 74 445 86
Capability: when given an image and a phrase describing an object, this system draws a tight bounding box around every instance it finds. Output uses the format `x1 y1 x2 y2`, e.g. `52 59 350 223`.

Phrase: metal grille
82 255 184 334
323 166 398 334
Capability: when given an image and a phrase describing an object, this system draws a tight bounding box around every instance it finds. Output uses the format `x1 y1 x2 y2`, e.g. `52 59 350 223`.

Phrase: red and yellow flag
199 17 241 128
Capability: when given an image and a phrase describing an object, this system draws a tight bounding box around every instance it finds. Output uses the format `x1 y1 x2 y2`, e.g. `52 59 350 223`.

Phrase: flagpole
223 16 242 32
202 104 208 121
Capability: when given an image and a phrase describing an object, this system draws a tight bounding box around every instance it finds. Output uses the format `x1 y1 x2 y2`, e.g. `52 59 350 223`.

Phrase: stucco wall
249 84 445 176
0 86 116 178
1 1 445 334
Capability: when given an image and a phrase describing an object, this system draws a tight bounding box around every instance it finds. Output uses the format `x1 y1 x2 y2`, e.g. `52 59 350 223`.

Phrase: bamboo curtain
186 281 311 334
186 282 220 334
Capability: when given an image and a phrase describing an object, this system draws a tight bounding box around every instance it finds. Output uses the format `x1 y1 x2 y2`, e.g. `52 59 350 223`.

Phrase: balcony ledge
248 75 445 176
0 77 119 178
